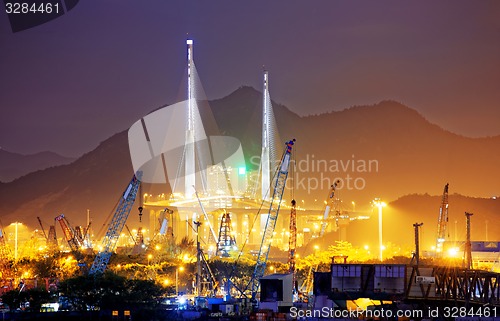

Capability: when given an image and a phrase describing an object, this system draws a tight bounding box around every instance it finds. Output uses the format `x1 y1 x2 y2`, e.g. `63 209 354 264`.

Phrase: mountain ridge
0 86 498 249
0 149 76 183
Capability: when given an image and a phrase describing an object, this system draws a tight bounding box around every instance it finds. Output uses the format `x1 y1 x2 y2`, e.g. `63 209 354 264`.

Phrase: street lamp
175 266 184 295
374 199 386 262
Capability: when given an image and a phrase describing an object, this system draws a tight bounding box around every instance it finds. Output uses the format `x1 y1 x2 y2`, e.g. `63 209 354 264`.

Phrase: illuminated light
186 39 193 45
164 279 170 286
179 266 185 272
238 167 246 175
447 247 459 258
380 245 386 251
155 245 161 251
178 296 187 305
364 245 369 250
148 254 153 260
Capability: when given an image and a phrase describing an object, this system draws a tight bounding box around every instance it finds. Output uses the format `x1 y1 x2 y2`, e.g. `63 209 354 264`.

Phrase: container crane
38 217 58 249
55 214 82 252
89 172 142 275
247 139 295 303
436 183 449 254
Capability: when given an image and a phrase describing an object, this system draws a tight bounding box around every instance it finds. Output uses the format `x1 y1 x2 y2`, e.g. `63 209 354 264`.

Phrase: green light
238 167 246 175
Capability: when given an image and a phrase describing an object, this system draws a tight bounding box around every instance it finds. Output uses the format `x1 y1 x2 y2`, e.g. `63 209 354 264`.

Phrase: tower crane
246 139 295 303
436 183 449 254
89 172 142 275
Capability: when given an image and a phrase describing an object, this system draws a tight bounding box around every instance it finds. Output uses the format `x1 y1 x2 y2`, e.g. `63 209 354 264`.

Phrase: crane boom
194 188 218 244
89 172 142 275
37 217 48 241
248 139 295 301
436 183 449 254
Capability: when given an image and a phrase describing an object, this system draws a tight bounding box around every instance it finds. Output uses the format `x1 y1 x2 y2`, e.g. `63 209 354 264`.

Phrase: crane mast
436 183 449 254
89 172 142 275
319 180 340 237
248 139 295 302
288 200 297 275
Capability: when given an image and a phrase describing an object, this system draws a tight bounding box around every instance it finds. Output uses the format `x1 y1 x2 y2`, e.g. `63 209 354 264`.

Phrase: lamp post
374 199 386 262
11 222 22 261
175 266 184 295
15 222 18 261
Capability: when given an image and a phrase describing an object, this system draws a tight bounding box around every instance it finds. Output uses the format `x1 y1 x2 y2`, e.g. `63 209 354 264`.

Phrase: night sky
1 1 499 157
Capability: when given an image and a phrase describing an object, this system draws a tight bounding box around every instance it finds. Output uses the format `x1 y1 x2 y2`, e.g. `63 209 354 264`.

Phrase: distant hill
0 86 498 250
340 193 500 249
0 149 75 182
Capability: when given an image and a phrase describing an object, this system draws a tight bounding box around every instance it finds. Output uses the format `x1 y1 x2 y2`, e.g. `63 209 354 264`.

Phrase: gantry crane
436 183 449 254
89 172 142 275
247 139 295 303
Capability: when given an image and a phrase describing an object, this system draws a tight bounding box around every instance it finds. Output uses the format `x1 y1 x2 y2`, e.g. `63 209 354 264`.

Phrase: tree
58 271 165 311
1 288 51 312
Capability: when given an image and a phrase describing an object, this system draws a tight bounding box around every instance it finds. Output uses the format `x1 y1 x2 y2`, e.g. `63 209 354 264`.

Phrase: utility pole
464 212 473 270
412 223 423 266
